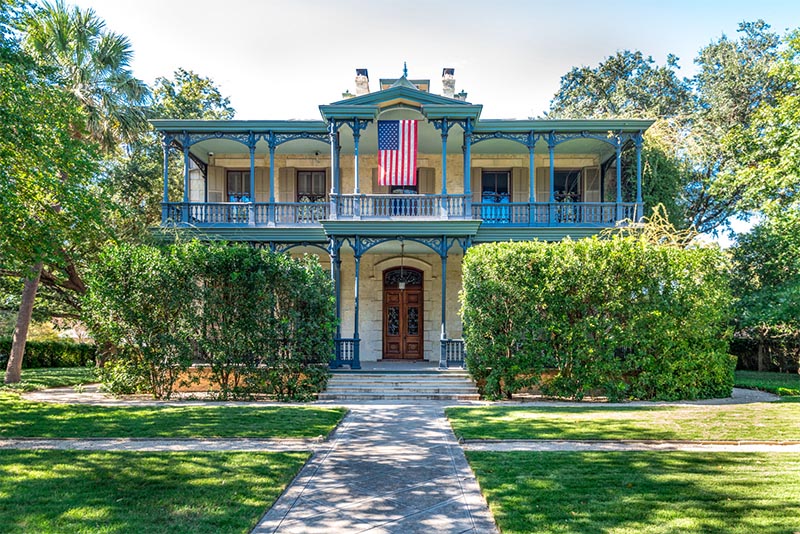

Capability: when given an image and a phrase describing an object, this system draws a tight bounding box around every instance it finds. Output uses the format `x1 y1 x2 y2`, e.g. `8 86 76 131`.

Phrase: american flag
378 120 418 186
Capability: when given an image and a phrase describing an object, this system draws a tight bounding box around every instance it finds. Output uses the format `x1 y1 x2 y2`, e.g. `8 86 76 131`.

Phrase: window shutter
208 166 223 202
511 167 527 203
419 168 435 194
279 167 296 202
535 167 549 203
583 166 601 202
255 167 268 202
604 167 616 202
471 168 482 203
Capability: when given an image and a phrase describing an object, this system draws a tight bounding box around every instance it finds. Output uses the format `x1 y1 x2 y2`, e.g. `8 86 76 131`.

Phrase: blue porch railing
331 338 360 369
440 338 466 369
162 199 642 228
471 201 640 226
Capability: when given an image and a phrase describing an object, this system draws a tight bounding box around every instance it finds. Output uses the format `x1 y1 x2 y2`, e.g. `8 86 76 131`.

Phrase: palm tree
5 1 150 384
24 0 150 150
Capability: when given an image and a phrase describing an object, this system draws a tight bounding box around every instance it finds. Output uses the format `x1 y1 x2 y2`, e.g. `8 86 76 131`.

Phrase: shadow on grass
0 395 346 439
0 450 309 534
467 451 800 534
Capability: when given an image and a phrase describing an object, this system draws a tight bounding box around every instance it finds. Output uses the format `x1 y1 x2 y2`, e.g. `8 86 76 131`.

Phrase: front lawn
0 450 308 534
0 394 346 439
467 451 800 534
447 403 800 441
1 367 97 392
735 370 800 396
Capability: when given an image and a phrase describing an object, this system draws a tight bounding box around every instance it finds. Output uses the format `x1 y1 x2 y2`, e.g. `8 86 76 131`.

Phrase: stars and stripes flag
378 120 418 186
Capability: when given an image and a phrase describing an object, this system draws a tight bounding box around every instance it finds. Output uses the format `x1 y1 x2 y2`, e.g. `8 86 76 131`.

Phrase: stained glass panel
388 306 399 335
407 306 419 335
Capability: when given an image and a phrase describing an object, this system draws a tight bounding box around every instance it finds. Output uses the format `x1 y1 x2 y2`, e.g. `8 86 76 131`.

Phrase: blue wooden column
248 131 256 226
328 121 340 220
615 136 623 221
635 131 644 221
439 241 448 369
352 241 362 369
182 132 190 223
548 131 556 225
432 118 457 218
347 119 368 219
527 131 536 225
268 132 276 226
161 134 172 223
462 118 473 217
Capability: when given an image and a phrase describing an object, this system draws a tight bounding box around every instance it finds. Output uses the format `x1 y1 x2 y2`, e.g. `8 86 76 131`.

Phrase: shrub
83 242 335 400
0 338 96 369
191 243 334 400
461 237 734 401
83 243 197 399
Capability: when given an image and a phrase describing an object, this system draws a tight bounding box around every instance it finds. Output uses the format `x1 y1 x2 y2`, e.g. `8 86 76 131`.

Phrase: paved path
253 403 498 534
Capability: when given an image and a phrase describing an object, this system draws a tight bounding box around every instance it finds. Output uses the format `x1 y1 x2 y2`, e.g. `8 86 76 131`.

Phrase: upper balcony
161 194 642 228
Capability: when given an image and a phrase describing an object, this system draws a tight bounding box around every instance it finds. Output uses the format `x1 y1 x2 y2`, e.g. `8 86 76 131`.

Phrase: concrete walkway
253 403 498 534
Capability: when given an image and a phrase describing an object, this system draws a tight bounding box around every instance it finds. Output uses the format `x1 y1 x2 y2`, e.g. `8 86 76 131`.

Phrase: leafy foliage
547 21 788 233
461 238 734 401
0 338 95 369
730 212 800 372
83 243 335 400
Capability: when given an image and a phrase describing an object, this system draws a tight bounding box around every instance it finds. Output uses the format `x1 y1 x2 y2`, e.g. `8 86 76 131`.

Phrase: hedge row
0 338 96 369
461 237 735 401
82 242 335 400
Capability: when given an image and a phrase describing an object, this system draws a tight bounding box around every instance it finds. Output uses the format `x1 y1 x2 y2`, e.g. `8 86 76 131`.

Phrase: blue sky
73 0 800 120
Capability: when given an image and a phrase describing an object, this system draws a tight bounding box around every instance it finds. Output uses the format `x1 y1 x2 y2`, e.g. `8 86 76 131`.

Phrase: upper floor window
555 170 581 202
297 170 327 202
482 171 510 202
227 170 250 202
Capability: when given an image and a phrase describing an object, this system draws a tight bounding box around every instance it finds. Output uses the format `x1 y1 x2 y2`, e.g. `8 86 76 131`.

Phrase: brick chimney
355 68 370 96
442 67 455 98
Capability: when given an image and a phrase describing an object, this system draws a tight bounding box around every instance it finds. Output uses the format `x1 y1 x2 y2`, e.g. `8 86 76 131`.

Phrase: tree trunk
4 263 43 384
757 341 765 372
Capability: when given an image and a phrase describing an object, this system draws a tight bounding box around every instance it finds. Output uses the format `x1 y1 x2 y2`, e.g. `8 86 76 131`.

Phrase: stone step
324 386 479 394
322 370 479 401
317 392 481 401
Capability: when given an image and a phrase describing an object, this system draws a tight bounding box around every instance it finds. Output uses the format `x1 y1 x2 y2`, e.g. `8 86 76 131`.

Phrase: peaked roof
320 76 482 121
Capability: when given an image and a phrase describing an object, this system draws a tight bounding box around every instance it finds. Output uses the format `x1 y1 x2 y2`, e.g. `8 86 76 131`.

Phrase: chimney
355 68 370 96
442 67 455 98
454 90 468 101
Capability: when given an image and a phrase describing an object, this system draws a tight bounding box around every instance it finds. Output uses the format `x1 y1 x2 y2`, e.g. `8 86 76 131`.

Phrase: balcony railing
471 201 641 226
334 194 469 219
331 338 360 369
163 198 642 228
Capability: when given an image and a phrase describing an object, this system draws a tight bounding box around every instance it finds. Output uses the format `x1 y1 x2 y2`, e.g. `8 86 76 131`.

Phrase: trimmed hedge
461 237 735 401
82 242 335 400
0 338 96 369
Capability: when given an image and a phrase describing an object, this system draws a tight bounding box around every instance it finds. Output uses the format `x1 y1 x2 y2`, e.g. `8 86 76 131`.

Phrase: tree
727 30 800 215
3 0 149 383
105 68 236 237
548 50 692 119
731 212 800 372
0 3 102 381
547 50 692 225
682 20 784 232
547 22 787 233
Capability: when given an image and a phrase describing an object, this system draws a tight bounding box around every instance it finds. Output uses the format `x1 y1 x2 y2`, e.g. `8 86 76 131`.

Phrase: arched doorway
382 267 424 360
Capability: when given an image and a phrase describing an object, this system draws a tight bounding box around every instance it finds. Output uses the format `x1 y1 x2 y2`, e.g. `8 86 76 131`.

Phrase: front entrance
382 267 424 360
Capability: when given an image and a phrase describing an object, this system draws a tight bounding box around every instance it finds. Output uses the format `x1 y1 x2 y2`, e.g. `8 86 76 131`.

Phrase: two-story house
153 67 652 370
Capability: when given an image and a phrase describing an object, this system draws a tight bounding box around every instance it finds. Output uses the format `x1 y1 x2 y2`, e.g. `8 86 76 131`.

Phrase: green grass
447 403 800 441
0 450 308 534
0 394 346 439
1 367 97 392
735 370 800 396
466 451 800 534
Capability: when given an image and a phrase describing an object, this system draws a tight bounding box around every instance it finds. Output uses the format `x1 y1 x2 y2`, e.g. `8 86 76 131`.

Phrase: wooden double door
382 267 423 360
